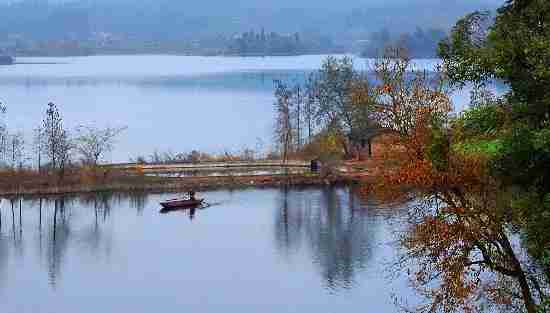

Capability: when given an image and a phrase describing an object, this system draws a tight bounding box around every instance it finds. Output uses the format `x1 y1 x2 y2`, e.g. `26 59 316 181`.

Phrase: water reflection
0 188 406 313
160 206 198 220
48 198 70 288
0 191 150 288
0 188 382 294
0 230 8 292
275 187 377 291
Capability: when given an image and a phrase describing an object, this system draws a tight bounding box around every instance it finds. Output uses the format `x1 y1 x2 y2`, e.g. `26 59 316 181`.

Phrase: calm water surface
0 187 416 313
0 55 479 163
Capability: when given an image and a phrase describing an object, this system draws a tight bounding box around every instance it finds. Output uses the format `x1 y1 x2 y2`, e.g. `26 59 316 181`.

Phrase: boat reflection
160 206 198 220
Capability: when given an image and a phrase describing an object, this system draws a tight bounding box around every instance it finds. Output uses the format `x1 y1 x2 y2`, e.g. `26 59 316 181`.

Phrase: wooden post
368 138 372 158
19 198 22 233
39 198 42 231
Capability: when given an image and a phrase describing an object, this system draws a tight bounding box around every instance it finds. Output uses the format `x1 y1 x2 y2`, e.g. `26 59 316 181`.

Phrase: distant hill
0 0 503 54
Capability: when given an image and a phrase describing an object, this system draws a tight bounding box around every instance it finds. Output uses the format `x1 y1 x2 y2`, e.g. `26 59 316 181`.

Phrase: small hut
350 128 401 160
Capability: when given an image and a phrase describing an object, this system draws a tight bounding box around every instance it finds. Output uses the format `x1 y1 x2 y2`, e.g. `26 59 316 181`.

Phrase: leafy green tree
439 1 550 310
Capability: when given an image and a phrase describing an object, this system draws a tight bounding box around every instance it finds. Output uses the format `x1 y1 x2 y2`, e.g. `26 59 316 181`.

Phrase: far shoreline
0 172 359 198
0 160 376 198
10 53 441 62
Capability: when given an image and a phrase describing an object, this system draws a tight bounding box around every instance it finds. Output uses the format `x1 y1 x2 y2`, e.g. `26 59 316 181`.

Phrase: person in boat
189 191 196 201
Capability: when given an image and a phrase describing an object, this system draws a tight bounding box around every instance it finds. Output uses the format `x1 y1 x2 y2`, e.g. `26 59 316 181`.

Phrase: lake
0 55 481 163
0 186 417 313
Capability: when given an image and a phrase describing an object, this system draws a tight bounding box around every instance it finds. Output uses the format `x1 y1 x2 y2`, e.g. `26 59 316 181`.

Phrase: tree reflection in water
0 188 382 296
0 199 9 292
275 186 378 292
48 197 71 288
128 191 148 215
0 191 148 288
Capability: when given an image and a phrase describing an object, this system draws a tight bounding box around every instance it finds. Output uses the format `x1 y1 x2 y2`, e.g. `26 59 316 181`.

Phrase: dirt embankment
0 171 357 197
0 159 387 197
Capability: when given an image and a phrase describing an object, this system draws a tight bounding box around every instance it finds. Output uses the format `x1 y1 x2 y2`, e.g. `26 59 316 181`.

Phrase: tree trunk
500 235 538 313
341 140 351 159
518 272 537 313
53 199 58 241
368 138 372 158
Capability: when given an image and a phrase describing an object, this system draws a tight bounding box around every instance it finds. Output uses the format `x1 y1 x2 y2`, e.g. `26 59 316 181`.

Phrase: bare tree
373 46 451 137
255 137 265 160
290 84 304 148
8 132 25 169
74 125 126 166
42 102 72 179
304 73 318 144
33 127 43 172
0 102 8 166
273 80 293 164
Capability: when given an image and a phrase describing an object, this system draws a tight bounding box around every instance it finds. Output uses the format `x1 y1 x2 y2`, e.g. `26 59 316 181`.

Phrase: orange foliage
358 56 537 312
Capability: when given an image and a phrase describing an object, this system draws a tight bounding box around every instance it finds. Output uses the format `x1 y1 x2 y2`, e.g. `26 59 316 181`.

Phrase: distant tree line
0 0 500 57
361 27 447 58
0 0 496 42
226 29 304 56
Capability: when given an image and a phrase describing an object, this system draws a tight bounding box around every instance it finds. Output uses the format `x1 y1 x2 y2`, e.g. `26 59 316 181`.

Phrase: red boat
160 198 204 209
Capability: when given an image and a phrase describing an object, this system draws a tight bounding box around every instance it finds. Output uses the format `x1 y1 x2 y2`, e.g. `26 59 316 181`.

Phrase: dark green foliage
441 2 550 308
441 1 550 123
438 11 495 87
453 101 508 140
494 126 549 186
453 139 503 158
427 117 450 171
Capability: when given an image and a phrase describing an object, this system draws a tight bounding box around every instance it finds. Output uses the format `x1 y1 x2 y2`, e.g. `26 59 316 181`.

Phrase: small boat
160 198 204 209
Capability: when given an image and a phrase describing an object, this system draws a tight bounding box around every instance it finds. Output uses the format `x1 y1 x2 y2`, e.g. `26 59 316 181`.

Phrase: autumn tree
369 72 546 313
372 46 451 138
429 0 550 311
361 1 550 310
